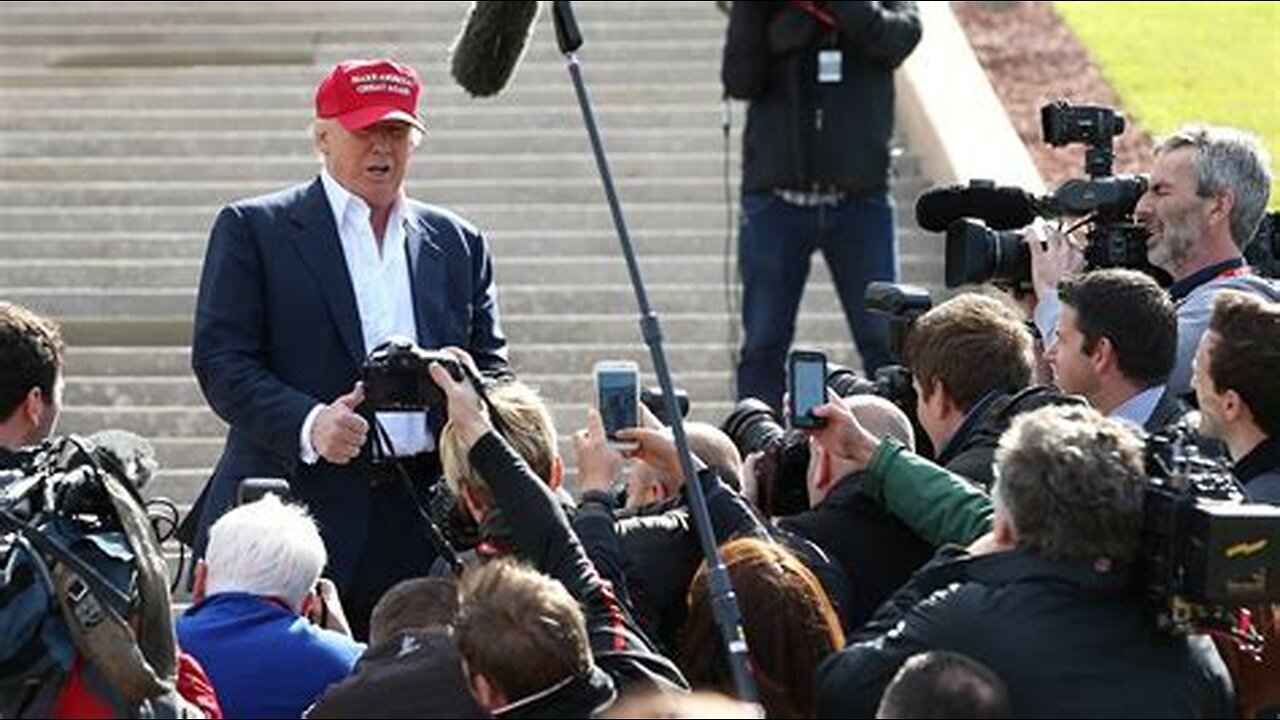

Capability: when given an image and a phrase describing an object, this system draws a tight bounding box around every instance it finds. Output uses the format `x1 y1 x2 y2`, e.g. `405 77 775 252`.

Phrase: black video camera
1142 422 1280 637
935 101 1153 288
362 337 465 410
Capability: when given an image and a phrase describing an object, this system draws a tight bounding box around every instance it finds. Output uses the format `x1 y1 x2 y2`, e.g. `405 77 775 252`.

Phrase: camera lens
826 364 878 398
945 219 1031 288
721 398 786 458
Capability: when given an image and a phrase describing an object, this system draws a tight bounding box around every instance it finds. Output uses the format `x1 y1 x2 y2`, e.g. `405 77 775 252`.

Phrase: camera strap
371 419 465 576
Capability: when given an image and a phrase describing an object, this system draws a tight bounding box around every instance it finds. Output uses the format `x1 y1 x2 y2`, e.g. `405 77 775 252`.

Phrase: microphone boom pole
551 1 757 702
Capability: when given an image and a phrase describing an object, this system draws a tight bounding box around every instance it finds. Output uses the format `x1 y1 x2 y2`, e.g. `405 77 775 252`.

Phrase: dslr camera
361 336 465 410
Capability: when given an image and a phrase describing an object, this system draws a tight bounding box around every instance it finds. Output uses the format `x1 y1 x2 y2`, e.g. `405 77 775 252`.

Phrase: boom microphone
450 0 541 98
915 180 1041 232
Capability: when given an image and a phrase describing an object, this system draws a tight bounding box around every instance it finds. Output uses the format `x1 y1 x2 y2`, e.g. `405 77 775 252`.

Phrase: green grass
1054 1 1280 207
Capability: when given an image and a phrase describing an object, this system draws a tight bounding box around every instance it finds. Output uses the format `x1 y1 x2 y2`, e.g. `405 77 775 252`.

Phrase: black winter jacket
722 1 921 195
937 386 1085 490
468 432 688 710
816 546 1235 718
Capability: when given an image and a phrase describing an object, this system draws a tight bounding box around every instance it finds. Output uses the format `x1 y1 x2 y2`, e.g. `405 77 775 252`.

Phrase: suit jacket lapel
291 178 366 367
405 208 447 350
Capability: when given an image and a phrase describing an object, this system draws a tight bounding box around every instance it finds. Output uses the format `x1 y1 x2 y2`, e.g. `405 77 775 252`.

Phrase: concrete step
0 127 730 159
0 244 944 288
0 229 747 260
0 78 721 110
0 23 723 49
6 262 948 318
0 203 752 234
0 39 722 72
0 177 739 206
51 310 891 348
0 171 928 207
0 150 731 182
0 201 935 237
0 0 702 22
0 218 940 261
0 64 726 99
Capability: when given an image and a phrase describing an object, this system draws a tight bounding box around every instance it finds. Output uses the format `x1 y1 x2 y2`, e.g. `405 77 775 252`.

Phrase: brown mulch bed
949 1 1154 185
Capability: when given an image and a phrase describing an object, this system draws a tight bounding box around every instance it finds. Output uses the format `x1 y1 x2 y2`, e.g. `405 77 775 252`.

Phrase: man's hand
1026 218 1085 302
311 383 368 465
574 408 624 492
615 425 706 489
429 361 491 451
439 345 481 379
807 389 881 471
305 577 353 637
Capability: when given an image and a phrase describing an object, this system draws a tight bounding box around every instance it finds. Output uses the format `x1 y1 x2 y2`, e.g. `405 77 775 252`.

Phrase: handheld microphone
914 180 1042 232
450 0 541 98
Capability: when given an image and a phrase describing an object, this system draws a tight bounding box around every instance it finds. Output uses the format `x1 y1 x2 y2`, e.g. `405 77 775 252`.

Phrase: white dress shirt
299 169 432 463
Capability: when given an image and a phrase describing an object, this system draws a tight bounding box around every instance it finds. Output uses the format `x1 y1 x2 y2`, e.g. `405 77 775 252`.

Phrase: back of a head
369 577 459 647
1207 289 1280 437
993 405 1146 564
686 422 745 492
877 651 1012 719
680 537 844 719
905 292 1034 411
205 495 326 611
845 394 915 451
0 301 64 423
441 380 558 504
1156 125 1272 248
455 559 590 702
1058 268 1176 388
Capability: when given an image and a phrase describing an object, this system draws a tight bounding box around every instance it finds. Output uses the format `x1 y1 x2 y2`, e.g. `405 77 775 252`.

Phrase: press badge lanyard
793 0 842 84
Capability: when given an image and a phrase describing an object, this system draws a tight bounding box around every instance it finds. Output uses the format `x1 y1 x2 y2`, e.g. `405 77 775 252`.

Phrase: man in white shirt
187 58 509 639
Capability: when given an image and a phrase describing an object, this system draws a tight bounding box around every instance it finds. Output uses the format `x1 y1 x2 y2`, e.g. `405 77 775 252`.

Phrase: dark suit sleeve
192 205 316 462
464 227 510 378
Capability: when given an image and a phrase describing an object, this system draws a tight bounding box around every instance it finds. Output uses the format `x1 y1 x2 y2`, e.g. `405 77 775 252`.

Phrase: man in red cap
186 58 510 639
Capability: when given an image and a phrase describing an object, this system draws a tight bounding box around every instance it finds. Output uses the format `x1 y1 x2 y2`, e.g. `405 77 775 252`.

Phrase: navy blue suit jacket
189 178 508 585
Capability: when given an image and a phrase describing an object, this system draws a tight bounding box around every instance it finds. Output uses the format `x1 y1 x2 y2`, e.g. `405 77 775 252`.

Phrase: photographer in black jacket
777 393 933 628
814 405 1233 718
428 360 687 716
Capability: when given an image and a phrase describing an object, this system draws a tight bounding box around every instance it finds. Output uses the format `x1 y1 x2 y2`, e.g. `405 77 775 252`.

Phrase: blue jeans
736 190 898 411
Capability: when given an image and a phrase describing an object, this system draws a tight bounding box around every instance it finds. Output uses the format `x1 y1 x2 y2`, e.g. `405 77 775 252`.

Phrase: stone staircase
0 1 944 533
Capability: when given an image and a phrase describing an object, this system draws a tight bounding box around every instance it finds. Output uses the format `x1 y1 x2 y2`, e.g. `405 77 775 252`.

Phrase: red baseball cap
314 58 426 133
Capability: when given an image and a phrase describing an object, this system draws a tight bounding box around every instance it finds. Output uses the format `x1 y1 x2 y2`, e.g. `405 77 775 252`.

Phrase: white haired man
178 496 364 718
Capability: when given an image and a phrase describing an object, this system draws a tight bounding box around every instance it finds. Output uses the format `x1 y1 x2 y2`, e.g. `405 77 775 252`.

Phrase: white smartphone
594 360 640 451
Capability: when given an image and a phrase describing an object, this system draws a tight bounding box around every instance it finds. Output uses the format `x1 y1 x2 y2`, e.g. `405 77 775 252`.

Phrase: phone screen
791 355 827 429
598 369 639 440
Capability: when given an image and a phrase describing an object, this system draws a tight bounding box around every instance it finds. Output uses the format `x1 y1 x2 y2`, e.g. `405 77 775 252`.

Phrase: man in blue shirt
178 495 364 718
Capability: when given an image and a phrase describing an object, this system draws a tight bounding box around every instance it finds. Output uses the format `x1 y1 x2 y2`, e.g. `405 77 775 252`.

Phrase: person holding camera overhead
187 58 509 640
